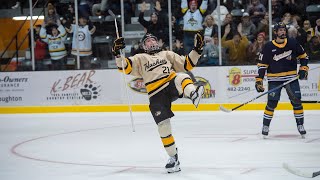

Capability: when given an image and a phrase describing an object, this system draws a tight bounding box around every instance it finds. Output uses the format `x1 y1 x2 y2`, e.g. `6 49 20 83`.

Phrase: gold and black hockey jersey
116 50 201 97
257 38 308 82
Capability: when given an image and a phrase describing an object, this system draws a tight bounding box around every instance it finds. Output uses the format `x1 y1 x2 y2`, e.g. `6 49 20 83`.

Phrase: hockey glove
193 31 204 54
112 37 126 56
255 77 265 92
298 66 309 80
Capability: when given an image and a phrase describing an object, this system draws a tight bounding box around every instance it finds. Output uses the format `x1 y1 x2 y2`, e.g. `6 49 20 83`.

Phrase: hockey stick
219 76 299 113
283 163 320 178
301 101 320 103
285 83 301 104
109 9 135 132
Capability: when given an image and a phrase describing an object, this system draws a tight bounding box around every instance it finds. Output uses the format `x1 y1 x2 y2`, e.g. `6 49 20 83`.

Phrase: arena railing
0 0 48 71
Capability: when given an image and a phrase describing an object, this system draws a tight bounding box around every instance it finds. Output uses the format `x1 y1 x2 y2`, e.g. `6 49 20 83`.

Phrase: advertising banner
1 64 319 106
0 70 122 106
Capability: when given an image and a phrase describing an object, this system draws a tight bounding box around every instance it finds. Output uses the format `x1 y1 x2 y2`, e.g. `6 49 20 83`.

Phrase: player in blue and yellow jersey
255 22 309 138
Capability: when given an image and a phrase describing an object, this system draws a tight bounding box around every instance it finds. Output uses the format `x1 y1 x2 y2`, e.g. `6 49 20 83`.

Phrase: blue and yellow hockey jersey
257 38 308 82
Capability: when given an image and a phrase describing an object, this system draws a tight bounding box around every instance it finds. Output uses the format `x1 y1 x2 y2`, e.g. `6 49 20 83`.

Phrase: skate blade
262 135 268 139
167 165 181 173
301 134 306 139
194 86 204 108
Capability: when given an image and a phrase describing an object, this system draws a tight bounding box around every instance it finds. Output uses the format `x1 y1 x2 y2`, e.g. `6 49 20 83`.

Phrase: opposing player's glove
255 77 265 93
298 66 309 80
193 31 204 54
112 37 125 56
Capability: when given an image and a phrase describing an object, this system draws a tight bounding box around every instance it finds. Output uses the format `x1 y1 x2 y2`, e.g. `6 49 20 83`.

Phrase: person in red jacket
34 25 49 70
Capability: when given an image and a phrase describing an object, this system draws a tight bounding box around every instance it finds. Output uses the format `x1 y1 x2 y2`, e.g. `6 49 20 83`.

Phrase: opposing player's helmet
273 22 287 39
141 33 161 54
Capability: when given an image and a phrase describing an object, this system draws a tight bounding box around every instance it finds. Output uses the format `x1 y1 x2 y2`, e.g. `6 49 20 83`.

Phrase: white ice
0 110 319 180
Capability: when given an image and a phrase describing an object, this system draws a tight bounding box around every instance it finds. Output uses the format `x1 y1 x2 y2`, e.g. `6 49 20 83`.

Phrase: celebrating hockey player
112 32 205 173
255 22 309 138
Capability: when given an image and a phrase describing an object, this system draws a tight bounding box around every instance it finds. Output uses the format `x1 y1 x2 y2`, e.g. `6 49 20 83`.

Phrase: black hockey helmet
141 33 161 54
273 22 287 39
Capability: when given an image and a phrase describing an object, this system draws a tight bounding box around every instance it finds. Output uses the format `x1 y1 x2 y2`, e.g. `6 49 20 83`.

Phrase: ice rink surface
0 110 319 180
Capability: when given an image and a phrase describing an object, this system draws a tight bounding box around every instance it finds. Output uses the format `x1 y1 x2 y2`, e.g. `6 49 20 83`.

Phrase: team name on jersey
273 50 292 61
144 59 167 72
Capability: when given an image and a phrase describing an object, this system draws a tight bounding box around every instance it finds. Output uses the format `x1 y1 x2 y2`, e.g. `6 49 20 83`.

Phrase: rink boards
0 65 319 113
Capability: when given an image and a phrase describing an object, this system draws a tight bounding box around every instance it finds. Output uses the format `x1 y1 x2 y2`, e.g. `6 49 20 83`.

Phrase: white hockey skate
165 154 181 173
297 125 306 139
262 125 269 139
190 85 204 108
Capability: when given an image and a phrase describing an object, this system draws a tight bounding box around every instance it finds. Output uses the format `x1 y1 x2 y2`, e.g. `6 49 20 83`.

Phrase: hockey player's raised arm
112 37 130 73
112 37 140 77
168 32 204 72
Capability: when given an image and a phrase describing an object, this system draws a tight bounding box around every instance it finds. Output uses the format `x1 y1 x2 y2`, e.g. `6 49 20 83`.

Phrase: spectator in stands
61 3 75 29
247 0 266 26
66 16 96 70
130 40 143 56
211 0 229 24
315 19 320 38
44 3 60 25
92 0 109 16
172 15 184 43
181 0 208 54
138 1 167 44
303 20 315 42
306 36 320 62
201 14 218 66
78 0 92 19
281 12 295 28
238 12 257 42
289 19 308 48
256 12 269 40
271 0 283 23
222 24 249 65
221 13 238 40
247 32 266 64
92 0 128 18
203 14 218 41
173 39 184 55
201 35 220 66
123 0 135 24
287 26 298 39
34 25 49 71
11 0 22 9
283 0 305 17
40 20 67 70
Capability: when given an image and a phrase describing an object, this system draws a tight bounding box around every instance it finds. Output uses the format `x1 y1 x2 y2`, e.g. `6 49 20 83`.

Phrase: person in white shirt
40 20 67 70
181 0 207 54
66 16 96 69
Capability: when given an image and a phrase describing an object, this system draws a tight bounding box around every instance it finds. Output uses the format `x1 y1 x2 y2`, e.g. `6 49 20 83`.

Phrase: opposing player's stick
108 10 135 132
219 76 299 112
283 163 320 178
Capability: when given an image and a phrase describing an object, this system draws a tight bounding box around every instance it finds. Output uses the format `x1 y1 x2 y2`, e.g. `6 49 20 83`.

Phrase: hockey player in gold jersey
112 32 205 173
